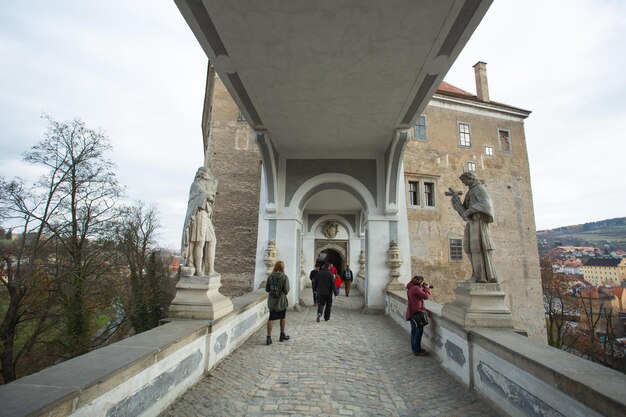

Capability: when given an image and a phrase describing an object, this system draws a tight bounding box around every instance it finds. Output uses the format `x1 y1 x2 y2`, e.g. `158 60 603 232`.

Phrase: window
237 111 246 122
467 161 476 172
459 123 471 147
408 181 419 206
424 182 435 207
485 146 494 156
450 239 463 260
498 129 511 153
413 116 427 141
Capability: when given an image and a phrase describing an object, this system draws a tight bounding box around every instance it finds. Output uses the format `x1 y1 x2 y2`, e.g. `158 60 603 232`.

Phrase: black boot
279 332 290 342
266 335 272 345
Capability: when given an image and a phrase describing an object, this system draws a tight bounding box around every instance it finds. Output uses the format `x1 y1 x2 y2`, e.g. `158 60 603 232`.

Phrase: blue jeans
410 321 423 353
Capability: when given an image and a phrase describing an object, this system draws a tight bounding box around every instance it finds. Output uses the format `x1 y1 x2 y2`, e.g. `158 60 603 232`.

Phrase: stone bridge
1 286 624 417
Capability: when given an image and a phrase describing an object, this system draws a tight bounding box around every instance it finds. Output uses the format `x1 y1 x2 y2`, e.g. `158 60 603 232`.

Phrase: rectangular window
237 111 246 121
413 115 427 141
485 146 494 156
498 129 511 153
424 182 435 207
467 161 476 172
450 239 463 260
459 123 471 147
408 181 419 206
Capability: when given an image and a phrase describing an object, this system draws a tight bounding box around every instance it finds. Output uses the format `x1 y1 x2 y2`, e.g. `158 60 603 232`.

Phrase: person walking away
405 275 430 356
309 263 320 305
341 265 353 296
315 262 336 322
265 260 290 345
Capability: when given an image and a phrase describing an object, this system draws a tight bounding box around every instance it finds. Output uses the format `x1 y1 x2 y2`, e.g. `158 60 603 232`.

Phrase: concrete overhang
175 0 493 155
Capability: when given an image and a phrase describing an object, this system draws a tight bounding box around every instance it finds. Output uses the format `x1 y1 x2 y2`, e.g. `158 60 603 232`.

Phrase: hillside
537 217 626 252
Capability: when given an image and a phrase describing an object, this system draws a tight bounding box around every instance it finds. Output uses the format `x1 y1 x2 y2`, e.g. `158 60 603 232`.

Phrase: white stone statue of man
448 172 498 283
182 167 217 276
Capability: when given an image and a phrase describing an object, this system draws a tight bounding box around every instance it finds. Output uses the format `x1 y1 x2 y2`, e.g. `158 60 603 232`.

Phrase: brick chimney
473 61 490 102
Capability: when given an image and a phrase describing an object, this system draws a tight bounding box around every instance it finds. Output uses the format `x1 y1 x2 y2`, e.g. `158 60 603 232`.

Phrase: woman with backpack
265 260 290 345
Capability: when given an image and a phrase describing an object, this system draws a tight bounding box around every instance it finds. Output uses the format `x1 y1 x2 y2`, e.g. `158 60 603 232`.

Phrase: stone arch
289 173 376 215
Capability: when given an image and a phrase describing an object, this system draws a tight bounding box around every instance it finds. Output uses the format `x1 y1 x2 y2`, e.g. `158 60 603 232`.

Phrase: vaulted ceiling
175 0 492 155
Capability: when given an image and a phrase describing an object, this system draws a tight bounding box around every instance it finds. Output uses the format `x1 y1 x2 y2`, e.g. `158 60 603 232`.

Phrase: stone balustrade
0 292 269 417
385 290 626 417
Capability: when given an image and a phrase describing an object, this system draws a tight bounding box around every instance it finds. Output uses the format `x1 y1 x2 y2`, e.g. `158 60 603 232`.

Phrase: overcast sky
1 0 624 249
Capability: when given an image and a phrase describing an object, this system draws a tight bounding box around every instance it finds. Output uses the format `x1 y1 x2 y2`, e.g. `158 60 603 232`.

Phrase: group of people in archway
264 259 431 358
263 259 354 345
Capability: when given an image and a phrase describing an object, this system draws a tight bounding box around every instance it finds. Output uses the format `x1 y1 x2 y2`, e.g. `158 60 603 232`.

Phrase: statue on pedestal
448 172 498 283
182 166 218 276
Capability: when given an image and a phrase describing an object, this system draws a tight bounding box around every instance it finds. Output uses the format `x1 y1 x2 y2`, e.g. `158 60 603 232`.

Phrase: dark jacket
315 268 336 296
341 269 353 281
405 281 430 320
266 271 289 312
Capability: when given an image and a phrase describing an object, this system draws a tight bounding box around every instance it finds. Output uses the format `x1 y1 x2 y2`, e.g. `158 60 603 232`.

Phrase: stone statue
448 172 498 283
182 167 218 276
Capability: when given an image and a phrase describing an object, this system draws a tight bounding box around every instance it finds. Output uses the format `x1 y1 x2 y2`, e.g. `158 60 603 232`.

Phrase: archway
319 248 344 274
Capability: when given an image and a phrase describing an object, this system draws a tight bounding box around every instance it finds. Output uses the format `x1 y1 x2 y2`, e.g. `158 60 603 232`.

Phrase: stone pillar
442 282 513 328
364 219 390 311
385 240 404 291
169 270 234 321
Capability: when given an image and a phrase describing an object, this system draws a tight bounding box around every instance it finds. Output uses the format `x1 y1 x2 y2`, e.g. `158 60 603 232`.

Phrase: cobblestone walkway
160 290 498 417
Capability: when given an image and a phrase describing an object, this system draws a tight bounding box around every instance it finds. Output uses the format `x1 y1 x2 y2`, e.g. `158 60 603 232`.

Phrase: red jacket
335 276 342 289
405 281 430 320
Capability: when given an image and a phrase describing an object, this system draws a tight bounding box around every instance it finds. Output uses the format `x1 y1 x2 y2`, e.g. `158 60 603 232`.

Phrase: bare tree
541 256 578 349
114 203 176 334
0 115 123 380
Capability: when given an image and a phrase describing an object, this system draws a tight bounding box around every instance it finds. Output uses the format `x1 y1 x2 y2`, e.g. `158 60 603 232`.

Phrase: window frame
467 161 477 172
449 238 463 261
485 146 494 156
413 115 427 141
458 122 471 148
423 182 435 207
408 180 420 206
498 128 512 154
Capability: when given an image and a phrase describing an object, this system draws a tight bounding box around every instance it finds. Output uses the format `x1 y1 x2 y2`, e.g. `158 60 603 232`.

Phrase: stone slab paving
160 290 499 417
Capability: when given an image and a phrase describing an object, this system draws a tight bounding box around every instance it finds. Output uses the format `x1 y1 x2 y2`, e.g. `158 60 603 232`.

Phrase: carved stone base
169 273 234 321
385 281 405 291
441 282 513 329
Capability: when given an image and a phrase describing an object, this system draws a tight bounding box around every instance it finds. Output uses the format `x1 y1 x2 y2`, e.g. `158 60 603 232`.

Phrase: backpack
268 276 280 298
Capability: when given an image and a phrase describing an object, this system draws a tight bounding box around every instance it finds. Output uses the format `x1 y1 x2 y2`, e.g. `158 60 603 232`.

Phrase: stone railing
0 292 269 417
385 290 626 417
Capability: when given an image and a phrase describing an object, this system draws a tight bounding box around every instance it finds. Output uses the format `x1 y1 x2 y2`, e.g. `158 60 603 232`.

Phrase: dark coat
266 271 289 312
315 269 336 296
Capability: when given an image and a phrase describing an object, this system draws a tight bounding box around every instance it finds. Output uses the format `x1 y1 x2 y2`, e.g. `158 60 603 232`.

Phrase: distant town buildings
583 258 626 287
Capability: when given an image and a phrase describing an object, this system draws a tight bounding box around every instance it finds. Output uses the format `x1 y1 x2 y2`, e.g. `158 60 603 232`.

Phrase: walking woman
265 260 290 345
405 275 430 356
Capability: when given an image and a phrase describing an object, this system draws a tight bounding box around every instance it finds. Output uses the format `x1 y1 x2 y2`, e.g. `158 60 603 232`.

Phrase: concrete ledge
0 292 268 417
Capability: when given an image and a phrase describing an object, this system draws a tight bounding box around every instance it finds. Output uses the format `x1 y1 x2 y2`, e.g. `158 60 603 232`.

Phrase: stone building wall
205 75 261 291
403 96 545 339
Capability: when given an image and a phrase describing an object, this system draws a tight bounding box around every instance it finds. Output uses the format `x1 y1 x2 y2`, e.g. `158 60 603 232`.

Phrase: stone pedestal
169 273 234 321
385 240 405 291
442 282 513 329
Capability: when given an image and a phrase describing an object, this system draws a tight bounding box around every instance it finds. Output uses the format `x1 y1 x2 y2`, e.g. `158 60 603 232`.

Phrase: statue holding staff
447 172 498 283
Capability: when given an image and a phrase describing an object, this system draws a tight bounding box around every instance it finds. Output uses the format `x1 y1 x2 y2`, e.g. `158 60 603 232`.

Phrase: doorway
319 248 343 273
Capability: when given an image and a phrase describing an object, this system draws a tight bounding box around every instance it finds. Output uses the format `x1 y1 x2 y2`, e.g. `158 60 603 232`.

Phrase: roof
435 81 531 115
584 258 622 267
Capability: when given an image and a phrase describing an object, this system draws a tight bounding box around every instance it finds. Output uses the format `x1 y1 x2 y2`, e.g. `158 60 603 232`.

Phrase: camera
423 282 434 289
